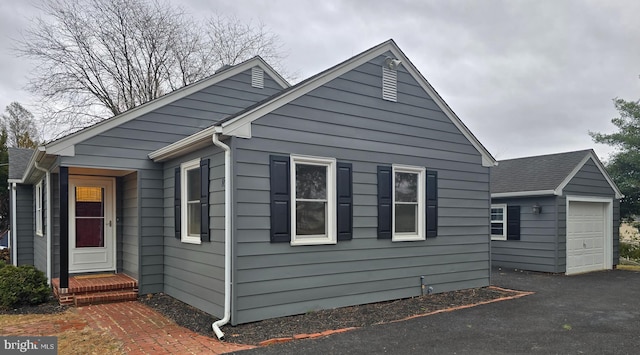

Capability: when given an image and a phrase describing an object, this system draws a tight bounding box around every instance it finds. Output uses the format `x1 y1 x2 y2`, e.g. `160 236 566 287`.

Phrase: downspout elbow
211 129 231 340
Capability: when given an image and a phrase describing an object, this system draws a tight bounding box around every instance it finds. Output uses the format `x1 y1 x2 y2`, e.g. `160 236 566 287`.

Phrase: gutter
211 127 232 340
33 161 52 285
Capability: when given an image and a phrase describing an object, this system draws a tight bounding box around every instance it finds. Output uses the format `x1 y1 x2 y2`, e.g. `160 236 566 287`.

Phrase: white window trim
35 180 44 236
290 155 337 246
392 165 425 242
491 204 507 241
181 158 202 244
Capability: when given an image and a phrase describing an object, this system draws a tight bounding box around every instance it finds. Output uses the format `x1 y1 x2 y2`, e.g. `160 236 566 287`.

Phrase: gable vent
382 67 397 102
251 67 264 88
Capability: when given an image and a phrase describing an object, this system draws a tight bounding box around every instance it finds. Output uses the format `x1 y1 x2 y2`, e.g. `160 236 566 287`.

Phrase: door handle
108 220 112 227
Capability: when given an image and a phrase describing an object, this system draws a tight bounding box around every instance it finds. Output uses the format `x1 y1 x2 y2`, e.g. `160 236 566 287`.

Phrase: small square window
491 204 507 241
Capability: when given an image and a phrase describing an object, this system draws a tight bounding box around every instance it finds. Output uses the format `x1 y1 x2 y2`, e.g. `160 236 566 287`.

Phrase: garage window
491 204 506 240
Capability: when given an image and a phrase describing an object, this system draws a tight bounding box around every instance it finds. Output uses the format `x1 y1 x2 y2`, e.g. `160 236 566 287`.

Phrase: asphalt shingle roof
490 150 592 194
8 147 34 180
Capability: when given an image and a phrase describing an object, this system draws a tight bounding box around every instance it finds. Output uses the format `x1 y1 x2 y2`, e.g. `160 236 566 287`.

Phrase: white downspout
34 162 52 284
11 183 17 266
211 128 231 340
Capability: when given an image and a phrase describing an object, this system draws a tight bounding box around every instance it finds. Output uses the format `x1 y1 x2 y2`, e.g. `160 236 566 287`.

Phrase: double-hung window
491 204 507 240
392 165 425 241
181 159 201 244
35 180 44 236
290 155 337 245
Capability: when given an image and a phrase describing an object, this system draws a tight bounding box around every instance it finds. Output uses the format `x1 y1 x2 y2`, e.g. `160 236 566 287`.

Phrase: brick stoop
52 274 138 306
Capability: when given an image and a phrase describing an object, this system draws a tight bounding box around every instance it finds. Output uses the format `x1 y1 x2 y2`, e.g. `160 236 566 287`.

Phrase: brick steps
75 290 138 306
52 274 138 306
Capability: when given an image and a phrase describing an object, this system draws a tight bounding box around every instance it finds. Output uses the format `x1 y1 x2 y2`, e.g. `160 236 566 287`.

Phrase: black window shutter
426 170 438 238
337 162 353 241
200 159 210 242
507 205 520 240
174 167 181 239
270 155 290 242
377 165 392 239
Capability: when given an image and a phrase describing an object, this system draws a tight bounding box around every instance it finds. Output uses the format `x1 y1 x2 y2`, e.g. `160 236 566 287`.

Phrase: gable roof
8 147 35 182
491 149 623 199
150 39 497 167
42 56 289 157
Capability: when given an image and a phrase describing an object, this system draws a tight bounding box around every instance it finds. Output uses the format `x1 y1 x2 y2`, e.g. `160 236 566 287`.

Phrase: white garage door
566 201 609 275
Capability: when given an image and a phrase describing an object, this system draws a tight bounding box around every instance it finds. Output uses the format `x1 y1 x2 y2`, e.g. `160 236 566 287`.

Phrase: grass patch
0 311 124 355
617 264 640 271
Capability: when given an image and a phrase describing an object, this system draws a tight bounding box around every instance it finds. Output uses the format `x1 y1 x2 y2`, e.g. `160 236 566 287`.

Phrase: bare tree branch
16 0 288 139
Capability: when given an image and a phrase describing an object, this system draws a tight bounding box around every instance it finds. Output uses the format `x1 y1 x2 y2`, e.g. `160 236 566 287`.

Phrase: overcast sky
1 0 639 161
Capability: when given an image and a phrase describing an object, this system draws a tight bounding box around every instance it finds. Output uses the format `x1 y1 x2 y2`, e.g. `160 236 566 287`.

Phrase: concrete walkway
78 302 253 354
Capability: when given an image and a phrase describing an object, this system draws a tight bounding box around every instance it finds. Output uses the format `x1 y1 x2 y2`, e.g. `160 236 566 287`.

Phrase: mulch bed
140 286 522 345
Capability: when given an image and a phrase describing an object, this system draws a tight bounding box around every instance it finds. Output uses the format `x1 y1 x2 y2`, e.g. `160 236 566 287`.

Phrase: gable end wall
231 54 491 324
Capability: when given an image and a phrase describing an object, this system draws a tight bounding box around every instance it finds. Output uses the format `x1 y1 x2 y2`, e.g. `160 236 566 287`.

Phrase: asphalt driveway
230 267 640 354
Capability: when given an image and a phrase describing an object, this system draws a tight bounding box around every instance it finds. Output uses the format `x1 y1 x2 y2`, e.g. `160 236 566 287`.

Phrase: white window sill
181 236 202 245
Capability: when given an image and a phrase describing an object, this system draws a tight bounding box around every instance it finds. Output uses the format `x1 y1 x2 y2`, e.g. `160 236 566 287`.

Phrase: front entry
69 176 116 273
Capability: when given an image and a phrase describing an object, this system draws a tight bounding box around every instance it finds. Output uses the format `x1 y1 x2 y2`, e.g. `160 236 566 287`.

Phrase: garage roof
491 149 622 199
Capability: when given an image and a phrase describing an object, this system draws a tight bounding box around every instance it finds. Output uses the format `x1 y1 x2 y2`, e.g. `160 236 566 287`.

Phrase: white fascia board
555 151 624 199
491 190 557 198
45 57 288 157
221 40 497 167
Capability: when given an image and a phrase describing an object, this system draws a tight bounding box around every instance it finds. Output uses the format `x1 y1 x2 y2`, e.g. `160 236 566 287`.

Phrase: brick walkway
78 302 254 354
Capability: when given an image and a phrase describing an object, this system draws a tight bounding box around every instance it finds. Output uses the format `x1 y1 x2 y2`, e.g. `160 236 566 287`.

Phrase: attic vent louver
252 67 264 88
382 67 397 102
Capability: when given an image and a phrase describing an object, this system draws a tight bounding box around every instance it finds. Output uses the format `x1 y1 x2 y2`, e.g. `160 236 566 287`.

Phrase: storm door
68 176 116 273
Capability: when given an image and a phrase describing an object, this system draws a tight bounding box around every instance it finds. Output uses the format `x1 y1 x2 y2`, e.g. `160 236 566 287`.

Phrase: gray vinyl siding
162 147 226 318
121 172 139 279
15 184 34 266
59 69 281 293
557 159 620 271
490 196 559 272
231 54 490 324
33 179 47 273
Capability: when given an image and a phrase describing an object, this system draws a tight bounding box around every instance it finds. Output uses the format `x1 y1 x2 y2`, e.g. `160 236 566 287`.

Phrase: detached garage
490 150 622 275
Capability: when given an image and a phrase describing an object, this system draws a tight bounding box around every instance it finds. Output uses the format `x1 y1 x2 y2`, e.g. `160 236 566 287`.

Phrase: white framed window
290 155 337 246
392 165 425 241
35 180 44 236
491 204 507 241
181 159 201 244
